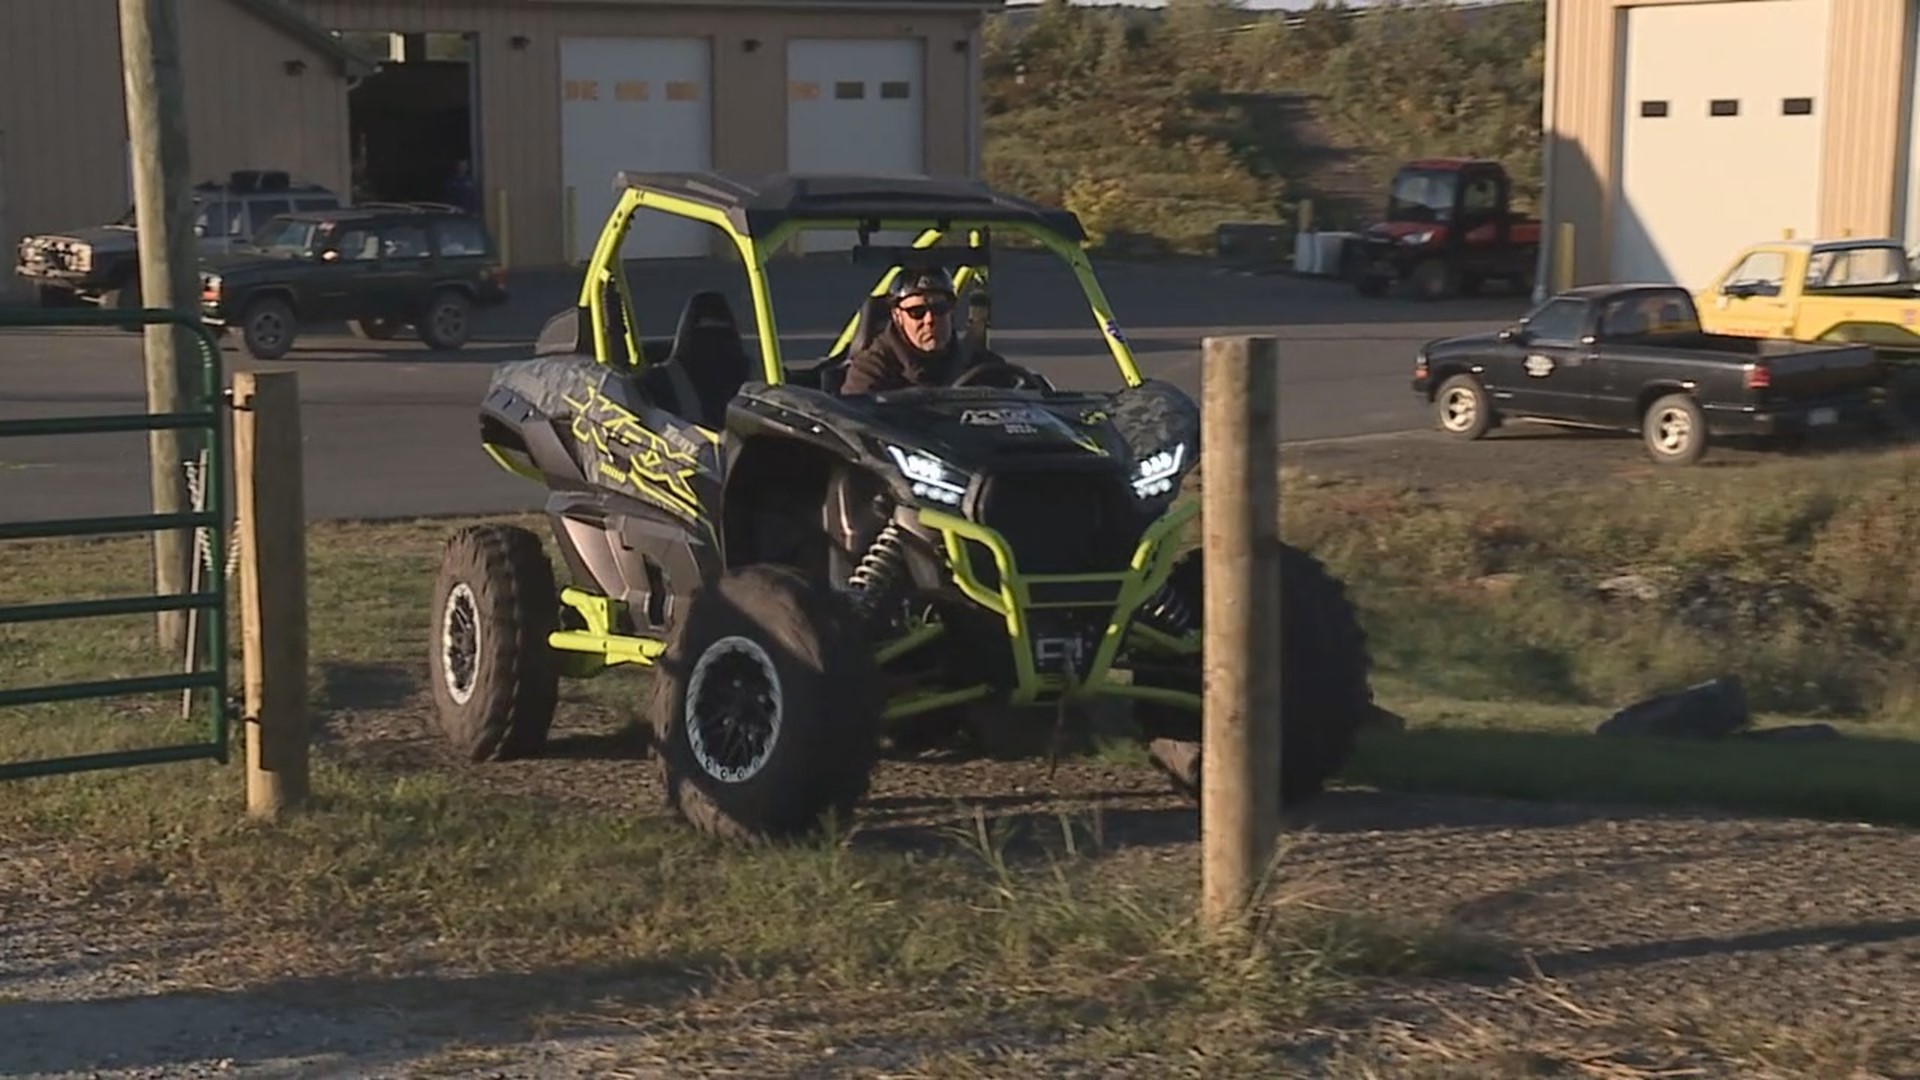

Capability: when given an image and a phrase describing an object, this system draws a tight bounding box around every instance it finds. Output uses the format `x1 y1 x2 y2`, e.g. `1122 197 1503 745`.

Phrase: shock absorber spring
847 522 909 615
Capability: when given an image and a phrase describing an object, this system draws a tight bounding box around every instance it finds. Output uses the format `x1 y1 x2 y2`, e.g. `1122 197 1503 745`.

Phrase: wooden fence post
234 371 310 820
1200 335 1283 931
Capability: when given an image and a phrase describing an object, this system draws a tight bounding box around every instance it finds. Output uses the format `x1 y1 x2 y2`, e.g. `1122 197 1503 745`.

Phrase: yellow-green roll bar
576 186 1146 390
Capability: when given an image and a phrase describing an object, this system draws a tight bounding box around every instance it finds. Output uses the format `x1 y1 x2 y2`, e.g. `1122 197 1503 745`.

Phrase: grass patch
1280 448 1920 827
0 516 1486 1067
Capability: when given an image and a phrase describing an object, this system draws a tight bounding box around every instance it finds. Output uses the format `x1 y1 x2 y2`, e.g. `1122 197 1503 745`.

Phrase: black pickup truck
1412 284 1889 464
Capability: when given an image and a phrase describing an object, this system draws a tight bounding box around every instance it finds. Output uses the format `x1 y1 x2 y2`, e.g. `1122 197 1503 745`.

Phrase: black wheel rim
683 635 784 783
440 582 479 704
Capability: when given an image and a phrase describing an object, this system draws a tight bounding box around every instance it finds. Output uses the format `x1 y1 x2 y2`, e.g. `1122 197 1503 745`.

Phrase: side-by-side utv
428 170 1376 840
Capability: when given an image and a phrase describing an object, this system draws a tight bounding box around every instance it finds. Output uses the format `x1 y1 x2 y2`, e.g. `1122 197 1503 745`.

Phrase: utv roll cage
566 171 1147 388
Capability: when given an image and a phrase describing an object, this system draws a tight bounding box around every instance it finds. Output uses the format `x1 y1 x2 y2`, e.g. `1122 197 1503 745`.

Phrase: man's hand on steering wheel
951 360 1051 391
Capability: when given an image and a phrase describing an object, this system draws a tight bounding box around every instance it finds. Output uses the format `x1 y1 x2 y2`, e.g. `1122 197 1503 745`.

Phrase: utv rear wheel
647 564 884 841
429 524 561 761
1132 543 1374 809
419 289 473 351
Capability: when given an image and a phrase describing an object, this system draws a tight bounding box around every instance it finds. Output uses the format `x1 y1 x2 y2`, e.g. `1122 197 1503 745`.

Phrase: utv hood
864 392 1114 460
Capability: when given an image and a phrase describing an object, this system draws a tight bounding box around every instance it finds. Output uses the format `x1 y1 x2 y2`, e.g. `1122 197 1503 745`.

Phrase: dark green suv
198 202 509 359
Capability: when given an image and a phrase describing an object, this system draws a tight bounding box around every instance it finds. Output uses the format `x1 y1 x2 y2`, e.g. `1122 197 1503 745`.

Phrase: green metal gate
0 305 231 780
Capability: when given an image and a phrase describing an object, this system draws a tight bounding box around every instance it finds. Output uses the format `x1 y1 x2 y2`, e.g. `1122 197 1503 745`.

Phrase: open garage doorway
338 32 480 211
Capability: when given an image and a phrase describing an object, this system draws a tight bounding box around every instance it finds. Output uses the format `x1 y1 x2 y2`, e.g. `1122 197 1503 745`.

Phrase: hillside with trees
981 0 1546 254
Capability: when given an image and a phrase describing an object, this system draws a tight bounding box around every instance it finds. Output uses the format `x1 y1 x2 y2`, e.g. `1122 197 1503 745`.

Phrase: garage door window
1783 97 1814 115
1709 99 1739 117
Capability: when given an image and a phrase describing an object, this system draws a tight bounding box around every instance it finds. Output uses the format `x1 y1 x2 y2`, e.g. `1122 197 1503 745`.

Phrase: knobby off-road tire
646 564 884 841
429 524 561 762
1133 542 1375 809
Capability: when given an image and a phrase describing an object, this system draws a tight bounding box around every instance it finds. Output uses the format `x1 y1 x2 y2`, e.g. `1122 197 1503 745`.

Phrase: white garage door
1611 0 1830 290
787 38 926 252
560 37 713 261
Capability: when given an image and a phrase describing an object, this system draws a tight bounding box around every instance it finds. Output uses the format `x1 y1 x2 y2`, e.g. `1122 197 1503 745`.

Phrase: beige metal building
1541 0 1916 293
2 0 993 276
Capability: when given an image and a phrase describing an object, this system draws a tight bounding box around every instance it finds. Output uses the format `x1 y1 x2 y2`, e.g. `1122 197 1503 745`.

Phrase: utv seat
820 294 893 395
643 291 752 430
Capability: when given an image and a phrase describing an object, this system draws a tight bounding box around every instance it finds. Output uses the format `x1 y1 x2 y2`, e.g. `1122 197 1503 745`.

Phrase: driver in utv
838 267 1006 395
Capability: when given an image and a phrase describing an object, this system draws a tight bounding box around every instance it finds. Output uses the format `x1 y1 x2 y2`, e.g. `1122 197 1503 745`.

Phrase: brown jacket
839 323 1004 395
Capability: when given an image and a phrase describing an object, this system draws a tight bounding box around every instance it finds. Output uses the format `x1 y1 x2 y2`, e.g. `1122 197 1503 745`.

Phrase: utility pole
119 0 200 656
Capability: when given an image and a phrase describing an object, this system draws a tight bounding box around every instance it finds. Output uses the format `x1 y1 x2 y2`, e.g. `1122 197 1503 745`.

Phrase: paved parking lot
0 255 1530 523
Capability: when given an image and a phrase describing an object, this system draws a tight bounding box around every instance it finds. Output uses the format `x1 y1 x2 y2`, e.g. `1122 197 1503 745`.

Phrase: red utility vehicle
1344 158 1540 300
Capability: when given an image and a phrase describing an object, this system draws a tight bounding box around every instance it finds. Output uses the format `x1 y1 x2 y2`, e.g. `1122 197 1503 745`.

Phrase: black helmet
888 266 957 304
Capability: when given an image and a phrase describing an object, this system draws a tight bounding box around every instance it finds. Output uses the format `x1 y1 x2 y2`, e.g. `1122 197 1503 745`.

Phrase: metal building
1 0 993 275
1541 0 1916 292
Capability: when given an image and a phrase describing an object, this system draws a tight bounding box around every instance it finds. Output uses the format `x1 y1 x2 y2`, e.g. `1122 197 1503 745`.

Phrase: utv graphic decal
1103 317 1127 343
563 379 707 521
1524 354 1555 378
961 406 1050 434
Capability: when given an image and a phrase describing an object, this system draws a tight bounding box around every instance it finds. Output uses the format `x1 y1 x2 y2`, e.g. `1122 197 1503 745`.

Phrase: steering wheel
951 360 1051 391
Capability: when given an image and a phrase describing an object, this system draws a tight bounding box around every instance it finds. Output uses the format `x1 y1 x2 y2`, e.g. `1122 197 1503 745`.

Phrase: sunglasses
896 299 953 320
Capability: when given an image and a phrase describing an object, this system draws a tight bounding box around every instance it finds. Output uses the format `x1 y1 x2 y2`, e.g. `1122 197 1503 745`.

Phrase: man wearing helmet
838 266 1006 395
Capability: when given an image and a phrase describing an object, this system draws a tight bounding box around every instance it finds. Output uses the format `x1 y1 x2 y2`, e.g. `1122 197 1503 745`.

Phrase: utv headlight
1399 229 1436 246
1131 442 1187 499
884 444 969 506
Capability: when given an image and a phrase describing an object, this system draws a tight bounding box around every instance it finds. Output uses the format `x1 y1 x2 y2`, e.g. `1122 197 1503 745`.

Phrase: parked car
1412 283 1889 464
13 169 344 310
1343 158 1540 300
1693 237 1920 361
198 201 508 359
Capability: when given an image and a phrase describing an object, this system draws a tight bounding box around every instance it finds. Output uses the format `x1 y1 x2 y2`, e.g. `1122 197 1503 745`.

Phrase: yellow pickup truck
1694 238 1920 358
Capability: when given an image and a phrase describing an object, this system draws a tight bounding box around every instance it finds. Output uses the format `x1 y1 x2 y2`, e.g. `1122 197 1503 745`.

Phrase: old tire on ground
1434 373 1493 439
347 316 403 340
1642 392 1708 465
429 523 561 762
647 564 884 841
418 289 473 351
240 296 297 360
1131 543 1375 809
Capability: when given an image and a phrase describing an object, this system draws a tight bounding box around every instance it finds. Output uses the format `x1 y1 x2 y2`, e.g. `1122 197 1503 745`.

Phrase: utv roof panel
612 171 1088 244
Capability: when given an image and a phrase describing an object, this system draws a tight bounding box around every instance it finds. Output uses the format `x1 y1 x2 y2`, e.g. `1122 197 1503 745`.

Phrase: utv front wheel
648 564 884 841
1132 543 1375 809
429 524 561 761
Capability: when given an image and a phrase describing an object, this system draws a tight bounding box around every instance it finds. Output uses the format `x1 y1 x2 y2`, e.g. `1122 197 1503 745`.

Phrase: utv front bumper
879 499 1202 720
